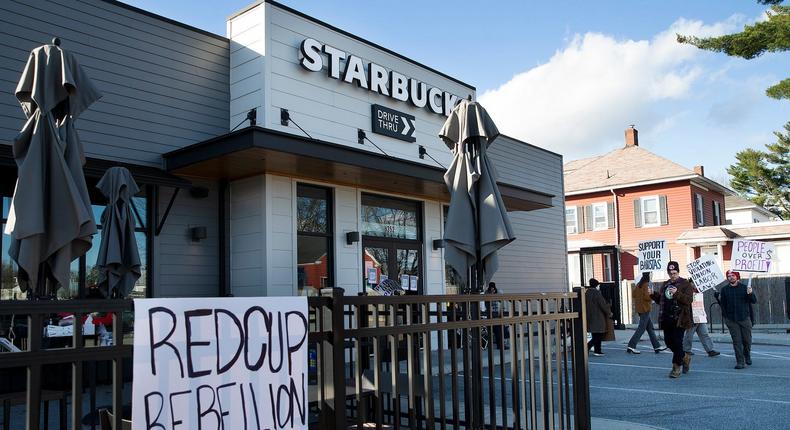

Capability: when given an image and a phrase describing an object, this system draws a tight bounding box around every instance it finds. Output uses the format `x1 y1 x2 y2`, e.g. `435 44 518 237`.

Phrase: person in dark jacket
585 278 612 356
650 261 694 378
715 270 757 369
626 272 667 354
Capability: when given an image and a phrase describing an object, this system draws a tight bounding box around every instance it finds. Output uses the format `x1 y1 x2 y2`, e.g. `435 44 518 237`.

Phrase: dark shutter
607 202 615 229
577 207 585 233
633 199 642 228
585 205 594 231
659 195 668 225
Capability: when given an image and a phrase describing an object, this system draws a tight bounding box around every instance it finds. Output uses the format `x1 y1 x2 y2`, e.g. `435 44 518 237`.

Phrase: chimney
625 125 638 147
694 165 705 177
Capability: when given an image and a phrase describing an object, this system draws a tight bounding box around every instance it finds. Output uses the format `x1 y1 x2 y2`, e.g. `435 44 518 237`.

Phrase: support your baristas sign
686 254 726 293
637 240 670 272
132 297 309 430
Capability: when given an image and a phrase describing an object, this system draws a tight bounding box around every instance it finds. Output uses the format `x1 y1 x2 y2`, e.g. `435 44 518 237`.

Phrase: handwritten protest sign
691 293 707 324
686 254 726 292
637 240 670 272
132 297 309 430
731 239 776 273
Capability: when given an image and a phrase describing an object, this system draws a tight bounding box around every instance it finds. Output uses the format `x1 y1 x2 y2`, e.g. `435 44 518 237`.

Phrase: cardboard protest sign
731 239 776 273
637 240 670 272
691 293 707 324
132 297 309 430
686 254 726 293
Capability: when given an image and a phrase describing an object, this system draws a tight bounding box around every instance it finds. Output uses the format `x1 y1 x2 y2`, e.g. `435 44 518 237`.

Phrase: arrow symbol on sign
401 116 413 136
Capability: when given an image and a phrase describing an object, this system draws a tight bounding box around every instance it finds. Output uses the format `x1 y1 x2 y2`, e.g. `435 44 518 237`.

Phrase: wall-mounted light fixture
280 108 290 126
419 145 427 159
190 226 207 242
432 239 446 250
346 231 360 245
357 129 366 145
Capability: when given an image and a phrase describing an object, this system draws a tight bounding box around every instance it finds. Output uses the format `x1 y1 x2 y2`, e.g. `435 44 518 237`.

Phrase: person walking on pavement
715 270 757 369
585 278 612 357
626 272 667 354
683 281 720 358
651 261 694 378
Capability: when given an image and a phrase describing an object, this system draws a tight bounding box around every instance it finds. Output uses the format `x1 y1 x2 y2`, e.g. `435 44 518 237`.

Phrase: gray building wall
0 0 231 298
0 0 230 166
488 136 569 292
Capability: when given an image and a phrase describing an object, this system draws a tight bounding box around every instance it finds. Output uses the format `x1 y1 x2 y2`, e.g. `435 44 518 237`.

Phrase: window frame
640 195 660 228
603 253 613 282
296 183 334 296
713 200 721 226
592 202 608 231
566 206 578 234
695 193 704 226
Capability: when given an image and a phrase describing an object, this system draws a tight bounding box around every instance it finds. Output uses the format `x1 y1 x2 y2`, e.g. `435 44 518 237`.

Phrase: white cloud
479 17 738 158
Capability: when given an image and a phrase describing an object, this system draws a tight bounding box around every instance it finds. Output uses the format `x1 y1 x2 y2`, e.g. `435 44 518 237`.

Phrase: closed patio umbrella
439 99 515 293
5 39 100 296
95 167 141 298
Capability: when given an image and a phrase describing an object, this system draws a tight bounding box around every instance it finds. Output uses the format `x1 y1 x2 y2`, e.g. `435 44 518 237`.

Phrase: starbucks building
0 0 569 300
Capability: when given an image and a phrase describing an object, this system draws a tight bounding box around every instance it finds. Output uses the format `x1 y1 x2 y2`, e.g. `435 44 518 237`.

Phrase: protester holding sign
650 261 694 379
626 272 667 354
715 270 757 369
682 283 720 362
585 279 612 357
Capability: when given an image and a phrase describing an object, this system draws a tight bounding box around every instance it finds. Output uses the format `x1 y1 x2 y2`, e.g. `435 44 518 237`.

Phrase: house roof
563 145 733 196
725 195 778 219
678 220 790 244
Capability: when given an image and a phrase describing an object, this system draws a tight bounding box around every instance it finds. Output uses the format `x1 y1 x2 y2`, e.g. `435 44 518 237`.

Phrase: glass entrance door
363 240 422 295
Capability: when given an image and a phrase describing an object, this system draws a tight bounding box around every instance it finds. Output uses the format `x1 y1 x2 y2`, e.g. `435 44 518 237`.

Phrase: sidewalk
592 417 666 429
619 326 790 347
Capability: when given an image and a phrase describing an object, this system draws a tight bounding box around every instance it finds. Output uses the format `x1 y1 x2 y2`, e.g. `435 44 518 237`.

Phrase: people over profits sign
132 297 309 430
686 255 726 293
637 240 669 272
731 239 776 273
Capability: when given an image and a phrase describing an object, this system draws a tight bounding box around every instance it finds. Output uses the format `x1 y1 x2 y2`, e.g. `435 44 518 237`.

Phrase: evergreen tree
727 121 790 218
677 1 790 100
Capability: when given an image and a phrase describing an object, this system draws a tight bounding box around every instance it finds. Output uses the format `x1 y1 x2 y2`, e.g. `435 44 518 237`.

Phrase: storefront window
297 184 332 296
361 194 419 240
1 191 150 300
443 205 463 294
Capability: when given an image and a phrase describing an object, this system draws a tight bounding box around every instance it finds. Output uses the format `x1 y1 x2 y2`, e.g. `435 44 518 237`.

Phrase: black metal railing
0 288 591 430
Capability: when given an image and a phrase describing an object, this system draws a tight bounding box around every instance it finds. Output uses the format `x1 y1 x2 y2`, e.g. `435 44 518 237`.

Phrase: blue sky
125 0 789 183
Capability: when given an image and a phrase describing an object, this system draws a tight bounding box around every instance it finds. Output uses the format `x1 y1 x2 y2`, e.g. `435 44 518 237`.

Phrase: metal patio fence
0 288 591 430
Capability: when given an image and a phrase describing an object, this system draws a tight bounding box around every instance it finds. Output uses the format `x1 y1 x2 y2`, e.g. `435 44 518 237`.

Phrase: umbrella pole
469 179 484 428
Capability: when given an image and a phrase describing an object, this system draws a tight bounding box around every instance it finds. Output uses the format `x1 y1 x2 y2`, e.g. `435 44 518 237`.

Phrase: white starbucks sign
299 38 462 117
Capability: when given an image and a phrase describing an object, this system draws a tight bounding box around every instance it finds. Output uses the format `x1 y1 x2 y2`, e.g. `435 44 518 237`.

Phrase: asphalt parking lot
588 337 790 430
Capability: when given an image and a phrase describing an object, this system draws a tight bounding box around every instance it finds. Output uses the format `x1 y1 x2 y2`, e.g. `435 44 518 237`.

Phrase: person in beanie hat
626 272 667 354
585 278 612 356
650 261 694 378
715 269 756 369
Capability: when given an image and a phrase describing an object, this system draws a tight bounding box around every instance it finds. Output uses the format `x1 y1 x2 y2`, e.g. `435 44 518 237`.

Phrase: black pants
663 326 686 365
587 332 603 353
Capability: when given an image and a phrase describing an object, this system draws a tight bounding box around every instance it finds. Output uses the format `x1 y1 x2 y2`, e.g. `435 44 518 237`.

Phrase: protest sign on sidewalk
637 239 670 272
686 254 726 292
731 239 776 273
132 297 309 430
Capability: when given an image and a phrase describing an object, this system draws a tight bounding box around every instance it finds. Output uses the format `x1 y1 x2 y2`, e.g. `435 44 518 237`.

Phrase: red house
564 127 734 292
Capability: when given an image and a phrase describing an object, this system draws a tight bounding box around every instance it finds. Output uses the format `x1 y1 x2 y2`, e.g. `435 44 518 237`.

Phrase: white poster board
637 240 670 273
686 255 726 293
731 239 776 273
132 297 309 430
691 293 707 324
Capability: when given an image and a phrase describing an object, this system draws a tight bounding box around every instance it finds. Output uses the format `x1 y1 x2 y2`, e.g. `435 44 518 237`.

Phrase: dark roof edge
228 1 476 91
497 134 562 159
104 0 229 42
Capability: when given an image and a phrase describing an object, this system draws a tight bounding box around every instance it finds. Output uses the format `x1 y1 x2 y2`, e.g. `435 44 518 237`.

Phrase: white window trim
592 202 608 231
639 195 660 228
566 206 578 234
695 194 704 226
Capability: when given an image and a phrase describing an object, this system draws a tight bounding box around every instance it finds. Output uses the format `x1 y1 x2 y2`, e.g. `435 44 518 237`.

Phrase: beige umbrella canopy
439 99 515 292
4 39 100 296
